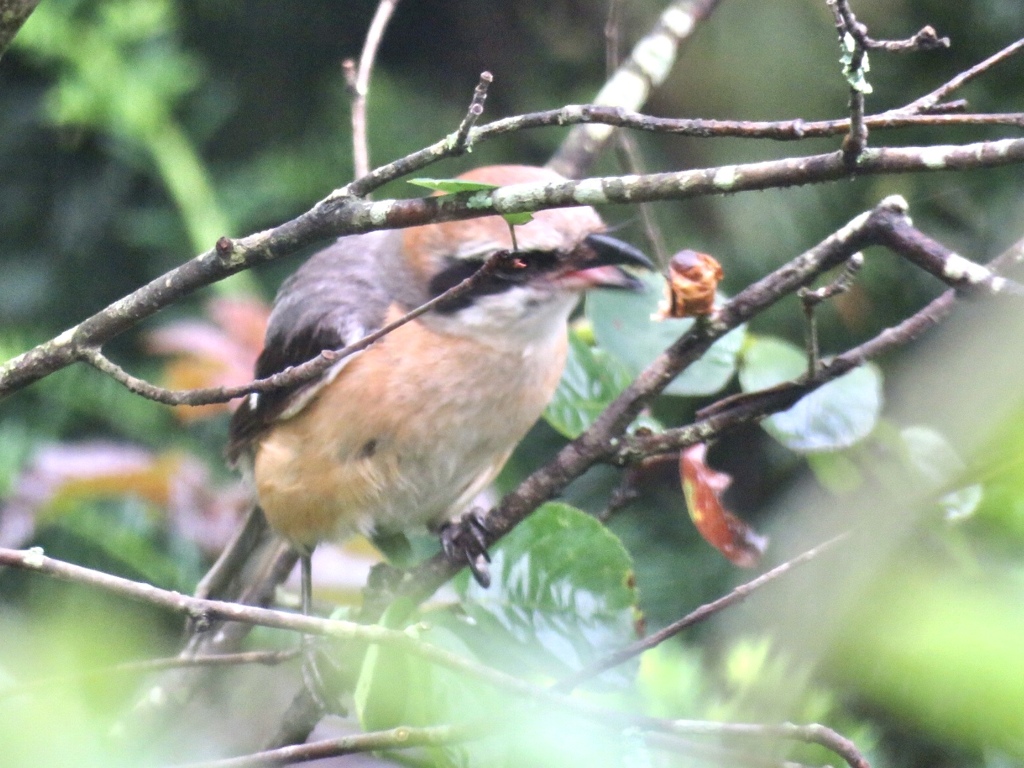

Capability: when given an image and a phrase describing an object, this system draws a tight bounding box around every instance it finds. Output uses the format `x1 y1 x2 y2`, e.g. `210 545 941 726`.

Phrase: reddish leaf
1 442 247 554
680 443 767 567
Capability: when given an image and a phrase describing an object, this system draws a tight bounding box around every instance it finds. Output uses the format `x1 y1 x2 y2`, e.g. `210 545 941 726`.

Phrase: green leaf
899 425 983 521
587 271 744 396
899 425 965 486
500 210 534 226
807 450 864 494
738 335 882 452
544 332 634 439
356 504 642 767
453 502 639 683
407 177 499 193
408 178 534 226
356 614 482 735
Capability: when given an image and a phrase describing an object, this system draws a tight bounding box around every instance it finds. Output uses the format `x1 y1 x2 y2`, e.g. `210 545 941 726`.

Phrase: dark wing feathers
226 232 394 463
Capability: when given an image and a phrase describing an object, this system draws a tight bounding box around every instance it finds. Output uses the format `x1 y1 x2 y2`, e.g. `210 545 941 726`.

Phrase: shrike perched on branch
227 164 651 595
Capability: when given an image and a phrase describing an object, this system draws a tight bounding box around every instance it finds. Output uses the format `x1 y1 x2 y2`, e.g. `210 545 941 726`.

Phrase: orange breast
252 306 568 548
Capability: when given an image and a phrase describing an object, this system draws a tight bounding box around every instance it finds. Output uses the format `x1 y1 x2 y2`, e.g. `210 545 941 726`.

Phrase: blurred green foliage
2 0 1024 766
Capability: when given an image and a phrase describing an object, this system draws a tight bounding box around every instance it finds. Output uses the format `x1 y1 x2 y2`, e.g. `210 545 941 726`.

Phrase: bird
226 164 652 599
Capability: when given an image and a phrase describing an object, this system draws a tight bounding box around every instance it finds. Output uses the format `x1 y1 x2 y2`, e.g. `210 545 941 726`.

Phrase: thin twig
179 724 472 768
604 0 625 73
830 0 870 162
827 0 950 161
6 135 1024 404
667 721 870 768
349 0 402 179
451 71 493 153
799 252 865 308
498 107 1024 141
549 0 726 177
343 106 1024 200
614 133 671 268
76 249 519 407
0 649 300 703
919 99 967 114
603 4 676 271
864 26 949 53
830 0 947 53
800 252 864 376
0 545 599 696
553 534 847 693
843 94 868 162
0 545 870 768
897 36 1024 114
802 294 821 379
596 465 643 523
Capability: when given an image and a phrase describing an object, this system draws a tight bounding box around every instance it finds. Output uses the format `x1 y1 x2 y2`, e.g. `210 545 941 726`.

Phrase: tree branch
830 0 871 161
5 136 1024 403
828 0 952 162
553 534 848 693
0 545 869 768
341 102 1024 200
347 0 402 179
75 249 520 407
0 0 39 59
377 192 1024 609
373 197 906 603
481 105 1024 141
179 724 471 768
451 71 493 153
548 0 726 177
829 0 949 54
894 35 1024 114
0 649 300 704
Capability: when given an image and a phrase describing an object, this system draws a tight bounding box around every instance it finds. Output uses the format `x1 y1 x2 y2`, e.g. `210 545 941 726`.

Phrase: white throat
422 286 580 351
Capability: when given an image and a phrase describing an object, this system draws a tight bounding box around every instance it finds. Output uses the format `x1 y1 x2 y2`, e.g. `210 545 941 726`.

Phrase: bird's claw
301 634 332 713
440 511 493 587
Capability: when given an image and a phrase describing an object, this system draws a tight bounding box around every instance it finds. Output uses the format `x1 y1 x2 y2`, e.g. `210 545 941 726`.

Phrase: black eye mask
428 250 560 314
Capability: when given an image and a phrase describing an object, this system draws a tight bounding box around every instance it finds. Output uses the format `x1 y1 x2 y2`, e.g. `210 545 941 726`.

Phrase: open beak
557 233 654 291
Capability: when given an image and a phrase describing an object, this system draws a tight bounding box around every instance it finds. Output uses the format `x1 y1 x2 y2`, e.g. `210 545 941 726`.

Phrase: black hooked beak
559 233 655 291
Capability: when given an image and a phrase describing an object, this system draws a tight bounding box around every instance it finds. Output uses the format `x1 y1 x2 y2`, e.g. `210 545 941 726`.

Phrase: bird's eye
428 249 563 314
495 249 558 278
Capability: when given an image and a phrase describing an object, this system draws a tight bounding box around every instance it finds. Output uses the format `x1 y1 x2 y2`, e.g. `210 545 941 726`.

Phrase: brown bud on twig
654 249 723 319
215 236 235 257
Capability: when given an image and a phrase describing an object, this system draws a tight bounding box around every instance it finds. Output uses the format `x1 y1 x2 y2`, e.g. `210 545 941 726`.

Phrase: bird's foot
300 634 347 716
301 634 329 710
440 510 493 587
